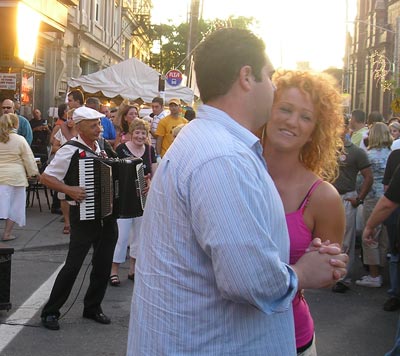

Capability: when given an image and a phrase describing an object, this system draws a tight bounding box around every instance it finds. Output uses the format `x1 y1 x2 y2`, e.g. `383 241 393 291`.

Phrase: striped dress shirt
126 105 298 356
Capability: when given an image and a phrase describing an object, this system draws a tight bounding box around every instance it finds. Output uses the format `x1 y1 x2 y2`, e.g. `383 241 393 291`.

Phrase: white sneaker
355 275 382 287
359 275 382 282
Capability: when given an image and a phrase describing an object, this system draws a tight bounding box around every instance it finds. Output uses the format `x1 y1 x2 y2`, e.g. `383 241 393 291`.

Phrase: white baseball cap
72 106 103 124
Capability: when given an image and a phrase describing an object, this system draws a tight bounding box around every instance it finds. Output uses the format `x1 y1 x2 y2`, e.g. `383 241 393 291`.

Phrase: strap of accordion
147 144 152 178
63 140 101 157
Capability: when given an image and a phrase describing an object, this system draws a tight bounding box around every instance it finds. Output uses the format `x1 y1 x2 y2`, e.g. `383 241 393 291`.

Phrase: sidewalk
0 192 70 252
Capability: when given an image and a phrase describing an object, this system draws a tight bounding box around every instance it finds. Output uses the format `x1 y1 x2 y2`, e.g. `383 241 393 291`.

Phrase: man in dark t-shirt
30 108 50 167
363 164 400 356
381 150 400 311
332 128 373 293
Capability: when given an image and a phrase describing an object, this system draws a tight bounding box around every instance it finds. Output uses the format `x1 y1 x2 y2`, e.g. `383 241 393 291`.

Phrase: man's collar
76 134 100 153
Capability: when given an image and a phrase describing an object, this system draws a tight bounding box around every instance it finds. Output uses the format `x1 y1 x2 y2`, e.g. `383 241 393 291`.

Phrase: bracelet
356 197 364 205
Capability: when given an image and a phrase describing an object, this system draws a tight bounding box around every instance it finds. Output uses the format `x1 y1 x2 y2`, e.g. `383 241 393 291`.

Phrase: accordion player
69 157 146 220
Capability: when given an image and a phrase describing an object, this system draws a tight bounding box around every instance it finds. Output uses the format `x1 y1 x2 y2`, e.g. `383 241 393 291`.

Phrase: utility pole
186 0 201 84
395 17 400 88
344 0 351 94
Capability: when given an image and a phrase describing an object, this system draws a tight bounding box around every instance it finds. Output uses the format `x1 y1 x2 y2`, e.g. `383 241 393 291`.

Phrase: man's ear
238 65 253 90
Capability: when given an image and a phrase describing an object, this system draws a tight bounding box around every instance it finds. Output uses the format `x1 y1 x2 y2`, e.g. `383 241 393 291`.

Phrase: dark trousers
41 206 118 318
51 190 60 210
384 207 400 297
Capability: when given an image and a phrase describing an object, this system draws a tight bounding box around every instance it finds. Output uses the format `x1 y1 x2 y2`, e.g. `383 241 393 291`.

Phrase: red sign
166 69 183 87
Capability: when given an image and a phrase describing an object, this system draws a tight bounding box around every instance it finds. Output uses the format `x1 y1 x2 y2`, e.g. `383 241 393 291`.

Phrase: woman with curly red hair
262 70 346 355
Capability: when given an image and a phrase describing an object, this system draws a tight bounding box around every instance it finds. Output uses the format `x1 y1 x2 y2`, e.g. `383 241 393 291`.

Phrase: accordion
77 157 146 220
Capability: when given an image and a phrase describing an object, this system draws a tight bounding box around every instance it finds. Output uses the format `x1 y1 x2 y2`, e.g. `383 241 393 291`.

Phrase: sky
151 0 358 71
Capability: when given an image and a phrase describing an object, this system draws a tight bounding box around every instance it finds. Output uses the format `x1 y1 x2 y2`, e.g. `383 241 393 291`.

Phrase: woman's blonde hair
129 118 150 134
172 123 186 138
0 113 19 143
67 108 75 120
389 121 400 131
268 70 344 182
368 122 393 149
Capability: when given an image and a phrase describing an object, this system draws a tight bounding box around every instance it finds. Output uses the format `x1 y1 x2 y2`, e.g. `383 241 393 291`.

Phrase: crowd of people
0 87 195 331
3 27 400 355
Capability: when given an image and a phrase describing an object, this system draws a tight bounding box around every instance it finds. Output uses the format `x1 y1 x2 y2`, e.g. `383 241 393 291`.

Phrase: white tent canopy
68 57 195 104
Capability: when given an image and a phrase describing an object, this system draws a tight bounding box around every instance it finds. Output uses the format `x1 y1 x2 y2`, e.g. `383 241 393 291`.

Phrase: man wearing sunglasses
1 99 33 145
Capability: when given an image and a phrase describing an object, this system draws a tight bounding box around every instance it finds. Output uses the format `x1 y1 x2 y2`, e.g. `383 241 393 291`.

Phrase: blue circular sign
166 69 183 87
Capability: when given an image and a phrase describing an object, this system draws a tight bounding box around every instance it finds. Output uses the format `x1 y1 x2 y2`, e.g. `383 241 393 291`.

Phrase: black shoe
383 297 400 311
41 315 60 330
82 311 111 324
332 281 349 293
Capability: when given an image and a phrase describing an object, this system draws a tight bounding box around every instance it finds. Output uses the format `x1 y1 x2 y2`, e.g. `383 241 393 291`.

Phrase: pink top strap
299 179 323 211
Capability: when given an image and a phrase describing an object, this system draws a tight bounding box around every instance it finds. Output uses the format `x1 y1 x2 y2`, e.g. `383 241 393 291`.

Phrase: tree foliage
323 67 343 89
148 16 257 75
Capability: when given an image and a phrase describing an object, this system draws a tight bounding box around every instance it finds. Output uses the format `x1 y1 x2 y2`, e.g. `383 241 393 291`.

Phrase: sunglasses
2 106 12 109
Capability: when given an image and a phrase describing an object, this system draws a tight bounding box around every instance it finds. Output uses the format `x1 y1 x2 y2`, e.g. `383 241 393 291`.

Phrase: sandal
63 226 70 234
109 275 120 286
1 235 17 242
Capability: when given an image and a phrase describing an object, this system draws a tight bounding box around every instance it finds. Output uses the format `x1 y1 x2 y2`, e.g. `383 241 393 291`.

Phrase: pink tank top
286 179 322 350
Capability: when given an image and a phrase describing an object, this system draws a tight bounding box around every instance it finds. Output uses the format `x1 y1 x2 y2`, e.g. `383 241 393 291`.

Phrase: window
95 0 100 22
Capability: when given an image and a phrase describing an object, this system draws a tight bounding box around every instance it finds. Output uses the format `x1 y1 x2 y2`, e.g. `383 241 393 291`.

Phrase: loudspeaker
0 245 14 311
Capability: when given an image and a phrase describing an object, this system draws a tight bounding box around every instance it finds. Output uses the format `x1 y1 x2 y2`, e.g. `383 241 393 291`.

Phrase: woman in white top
0 113 38 241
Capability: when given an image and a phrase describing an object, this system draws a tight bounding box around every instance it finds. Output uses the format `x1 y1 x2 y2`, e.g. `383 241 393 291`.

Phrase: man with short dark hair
30 108 50 166
109 107 117 122
86 97 116 146
67 89 84 109
150 96 166 152
126 28 348 356
350 109 367 147
1 99 32 144
332 117 373 293
100 104 110 118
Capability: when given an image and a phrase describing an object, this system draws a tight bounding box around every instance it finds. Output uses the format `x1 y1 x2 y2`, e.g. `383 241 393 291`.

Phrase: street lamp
350 19 396 34
369 50 394 90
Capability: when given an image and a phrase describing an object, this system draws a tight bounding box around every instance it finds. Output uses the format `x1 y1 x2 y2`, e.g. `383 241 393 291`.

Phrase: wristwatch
356 197 364 206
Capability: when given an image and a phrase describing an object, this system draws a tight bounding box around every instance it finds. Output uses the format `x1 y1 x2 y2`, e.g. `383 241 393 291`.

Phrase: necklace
126 141 145 157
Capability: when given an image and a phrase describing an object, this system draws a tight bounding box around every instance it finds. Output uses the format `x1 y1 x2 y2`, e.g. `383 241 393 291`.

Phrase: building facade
349 0 400 119
0 0 151 120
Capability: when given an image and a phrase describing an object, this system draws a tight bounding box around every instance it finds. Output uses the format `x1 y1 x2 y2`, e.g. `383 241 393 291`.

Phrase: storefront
0 0 72 118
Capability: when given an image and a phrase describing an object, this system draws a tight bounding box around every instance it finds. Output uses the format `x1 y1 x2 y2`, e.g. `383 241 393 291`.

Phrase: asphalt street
0 193 398 356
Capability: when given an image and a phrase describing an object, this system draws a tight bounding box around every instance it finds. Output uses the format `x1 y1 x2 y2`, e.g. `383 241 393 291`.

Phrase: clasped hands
292 238 348 290
308 238 348 279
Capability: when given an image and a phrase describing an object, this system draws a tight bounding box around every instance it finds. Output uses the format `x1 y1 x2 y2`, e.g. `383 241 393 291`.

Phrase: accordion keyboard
78 158 113 220
136 162 147 211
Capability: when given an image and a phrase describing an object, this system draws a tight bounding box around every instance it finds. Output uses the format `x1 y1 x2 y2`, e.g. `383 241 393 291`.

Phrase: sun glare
17 2 41 64
151 0 357 71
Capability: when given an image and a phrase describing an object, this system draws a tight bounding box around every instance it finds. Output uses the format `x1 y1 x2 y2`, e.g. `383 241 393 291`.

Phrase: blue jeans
386 314 400 356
